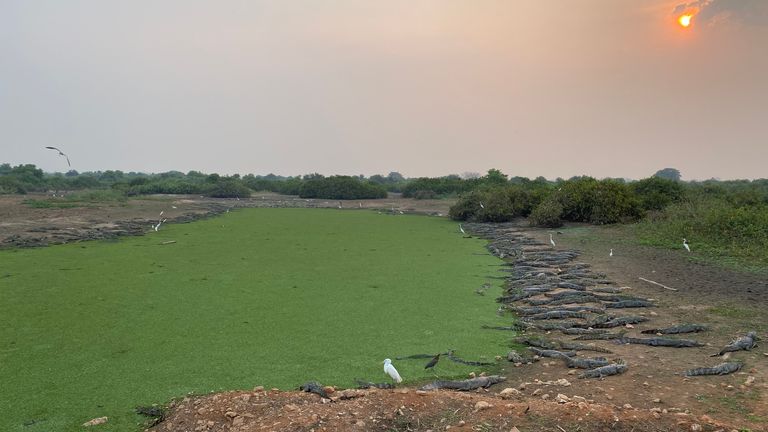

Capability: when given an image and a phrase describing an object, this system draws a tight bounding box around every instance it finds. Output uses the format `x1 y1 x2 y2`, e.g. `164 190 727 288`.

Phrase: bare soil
2 195 765 431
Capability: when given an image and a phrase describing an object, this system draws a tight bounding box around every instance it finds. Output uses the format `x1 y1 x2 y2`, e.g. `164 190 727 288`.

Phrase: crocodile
578 361 628 379
526 298 556 306
396 352 449 360
604 300 655 308
711 331 759 357
516 337 560 350
593 316 650 328
556 341 613 353
355 379 396 389
481 324 526 331
527 347 577 358
548 296 601 306
419 375 506 391
446 351 495 366
617 337 703 347
684 362 742 377
525 320 579 330
496 292 533 303
560 327 609 335
299 381 330 398
559 355 611 369
641 324 708 335
545 290 593 300
528 310 589 320
574 331 627 341
592 286 627 293
507 350 538 363
556 282 586 291
509 306 553 316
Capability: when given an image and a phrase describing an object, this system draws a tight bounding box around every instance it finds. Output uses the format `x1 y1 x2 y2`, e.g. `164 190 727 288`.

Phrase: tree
653 168 681 182
387 172 405 182
483 169 508 186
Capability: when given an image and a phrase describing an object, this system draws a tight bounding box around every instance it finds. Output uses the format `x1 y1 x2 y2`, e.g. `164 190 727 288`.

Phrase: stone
555 394 569 403
225 411 238 419
82 417 108 427
474 401 492 412
284 404 299 412
500 388 522 399
232 416 245 427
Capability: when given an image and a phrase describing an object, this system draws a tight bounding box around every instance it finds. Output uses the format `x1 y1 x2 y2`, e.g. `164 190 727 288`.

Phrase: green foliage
449 186 540 222
556 177 642 224
0 209 507 431
529 197 564 228
298 175 387 199
402 176 472 198
636 197 768 268
631 177 685 211
653 167 681 181
206 180 252 198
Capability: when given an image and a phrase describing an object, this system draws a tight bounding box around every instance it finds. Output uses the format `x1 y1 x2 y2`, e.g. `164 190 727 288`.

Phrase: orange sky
2 0 767 180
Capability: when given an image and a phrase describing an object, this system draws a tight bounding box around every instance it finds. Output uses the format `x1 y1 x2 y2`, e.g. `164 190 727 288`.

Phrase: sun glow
678 14 693 28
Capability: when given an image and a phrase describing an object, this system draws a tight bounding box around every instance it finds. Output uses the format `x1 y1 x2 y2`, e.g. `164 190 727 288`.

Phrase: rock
284 404 299 412
653 398 662 403
253 386 264 391
555 394 569 403
623 404 633 410
458 420 466 426
555 378 571 386
82 417 108 427
541 393 550 400
532 389 542 396
355 420 366 427
691 424 702 431
232 416 245 427
474 401 492 412
745 376 755 386
510 428 521 432
500 388 522 399
323 386 336 395
416 390 428 396
225 411 238 419
572 396 586 403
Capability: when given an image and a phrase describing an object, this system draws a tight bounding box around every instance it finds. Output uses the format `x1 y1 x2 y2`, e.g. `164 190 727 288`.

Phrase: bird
338 201 342 209
683 238 690 252
459 224 465 235
44 146 71 167
154 218 167 232
359 202 363 208
424 353 441 374
383 358 402 383
479 201 485 209
549 233 556 248
609 249 613 257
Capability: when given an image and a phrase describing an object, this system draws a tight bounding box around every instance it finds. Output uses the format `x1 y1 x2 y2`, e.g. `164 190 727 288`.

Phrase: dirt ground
2 194 765 432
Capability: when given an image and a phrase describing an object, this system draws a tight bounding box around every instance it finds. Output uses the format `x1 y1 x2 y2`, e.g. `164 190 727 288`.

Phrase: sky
1 0 767 180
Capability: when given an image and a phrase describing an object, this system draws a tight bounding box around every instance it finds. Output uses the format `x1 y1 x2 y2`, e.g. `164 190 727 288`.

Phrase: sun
678 14 693 28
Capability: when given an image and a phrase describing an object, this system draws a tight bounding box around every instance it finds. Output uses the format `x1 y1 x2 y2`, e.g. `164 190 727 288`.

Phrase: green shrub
298 176 387 199
556 178 642 224
449 186 538 222
411 190 437 200
206 180 252 198
631 177 685 211
529 198 564 228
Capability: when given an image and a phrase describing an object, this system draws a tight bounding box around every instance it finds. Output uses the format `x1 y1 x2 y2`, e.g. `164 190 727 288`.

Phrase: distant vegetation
2 161 766 267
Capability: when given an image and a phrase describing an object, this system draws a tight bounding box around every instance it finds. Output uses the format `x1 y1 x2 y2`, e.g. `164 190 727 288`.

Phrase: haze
2 0 767 180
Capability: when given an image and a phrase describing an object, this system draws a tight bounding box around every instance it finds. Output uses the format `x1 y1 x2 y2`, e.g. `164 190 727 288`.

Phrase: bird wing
385 364 402 382
45 146 60 151
65 155 71 167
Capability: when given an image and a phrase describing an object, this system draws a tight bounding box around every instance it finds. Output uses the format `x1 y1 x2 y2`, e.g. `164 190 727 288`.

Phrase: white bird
549 233 556 248
609 249 613 257
479 201 485 209
338 201 343 209
683 238 690 252
45 146 71 167
359 202 363 208
154 218 167 232
459 224 466 235
383 358 402 383
172 206 177 209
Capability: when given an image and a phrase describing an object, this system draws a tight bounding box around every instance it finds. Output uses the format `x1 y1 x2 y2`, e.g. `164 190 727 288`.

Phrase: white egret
609 249 613 257
154 218 167 232
383 358 402 383
549 233 556 248
44 146 71 167
459 224 466 235
479 201 485 209
683 238 690 252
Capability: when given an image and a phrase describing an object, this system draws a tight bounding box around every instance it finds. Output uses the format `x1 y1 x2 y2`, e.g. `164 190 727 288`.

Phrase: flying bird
44 146 71 167
549 233 556 248
683 238 691 252
383 358 402 383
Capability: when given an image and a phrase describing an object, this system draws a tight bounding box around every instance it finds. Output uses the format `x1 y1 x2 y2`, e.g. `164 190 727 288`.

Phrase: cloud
673 0 768 25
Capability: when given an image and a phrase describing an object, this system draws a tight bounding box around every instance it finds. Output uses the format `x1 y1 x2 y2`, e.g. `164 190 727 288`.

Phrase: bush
206 180 252 198
529 198 564 228
631 177 685 211
556 178 642 224
449 186 538 222
298 176 387 199
411 190 437 200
